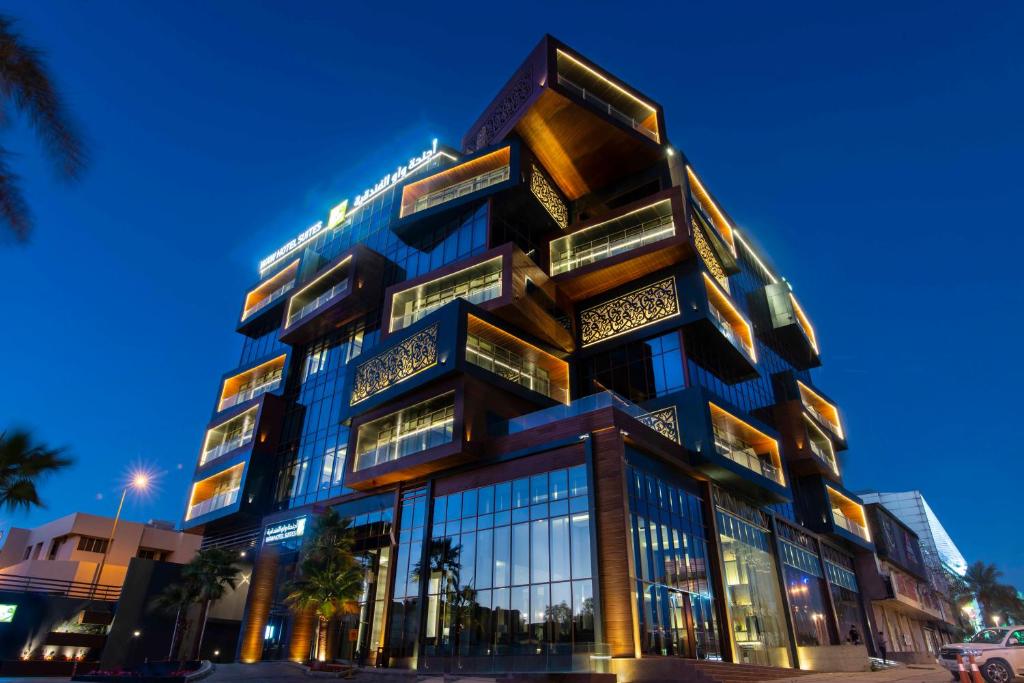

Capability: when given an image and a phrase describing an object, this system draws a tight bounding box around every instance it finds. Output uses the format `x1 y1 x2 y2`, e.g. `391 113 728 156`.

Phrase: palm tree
284 512 364 662
0 429 72 510
182 548 239 660
284 557 365 662
965 561 1004 620
0 15 86 242
153 581 197 662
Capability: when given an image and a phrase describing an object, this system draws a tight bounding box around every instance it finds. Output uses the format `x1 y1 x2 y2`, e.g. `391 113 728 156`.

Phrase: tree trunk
168 607 186 661
192 600 211 661
317 616 328 661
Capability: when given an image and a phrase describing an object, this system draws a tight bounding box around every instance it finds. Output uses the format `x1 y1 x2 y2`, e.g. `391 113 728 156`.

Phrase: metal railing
507 391 651 434
804 403 842 437
219 376 282 410
355 417 454 471
408 166 510 215
832 510 869 540
465 337 566 403
391 281 501 332
713 435 781 484
550 215 675 275
241 280 295 321
557 74 658 141
806 437 837 471
288 280 350 327
187 487 240 520
0 573 121 601
200 430 254 466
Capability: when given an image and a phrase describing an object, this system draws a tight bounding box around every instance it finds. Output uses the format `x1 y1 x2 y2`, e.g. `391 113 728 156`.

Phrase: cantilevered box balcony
748 282 821 370
798 380 845 445
462 36 666 202
279 244 387 345
215 354 287 413
186 463 243 523
465 313 569 404
196 392 285 472
687 167 737 257
827 486 872 546
676 389 789 502
384 244 574 352
347 300 568 418
549 190 692 301
199 407 257 468
680 272 759 383
237 259 299 337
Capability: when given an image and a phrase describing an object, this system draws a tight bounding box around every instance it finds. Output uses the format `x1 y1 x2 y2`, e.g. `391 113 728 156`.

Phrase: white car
940 628 1024 682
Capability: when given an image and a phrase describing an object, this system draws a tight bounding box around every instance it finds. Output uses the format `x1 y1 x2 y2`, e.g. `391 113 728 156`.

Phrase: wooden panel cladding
238 544 279 662
592 426 640 658
288 606 316 663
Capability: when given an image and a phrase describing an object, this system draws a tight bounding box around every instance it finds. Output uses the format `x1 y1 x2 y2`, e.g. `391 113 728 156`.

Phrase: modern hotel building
182 36 892 674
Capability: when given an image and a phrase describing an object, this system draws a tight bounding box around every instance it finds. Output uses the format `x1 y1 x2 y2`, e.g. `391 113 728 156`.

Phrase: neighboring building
182 35 880 674
856 491 967 577
0 513 200 668
0 512 200 588
858 490 976 632
856 504 956 662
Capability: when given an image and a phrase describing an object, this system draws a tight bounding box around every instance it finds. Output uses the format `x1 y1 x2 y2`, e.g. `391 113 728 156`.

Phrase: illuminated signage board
258 140 447 275
263 516 307 545
0 604 16 623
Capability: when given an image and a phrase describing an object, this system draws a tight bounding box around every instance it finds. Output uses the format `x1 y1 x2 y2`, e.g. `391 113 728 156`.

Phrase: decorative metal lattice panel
351 323 439 405
579 276 679 346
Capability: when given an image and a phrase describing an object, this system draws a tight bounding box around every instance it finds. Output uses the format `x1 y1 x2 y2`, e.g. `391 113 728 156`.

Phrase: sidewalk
774 664 950 683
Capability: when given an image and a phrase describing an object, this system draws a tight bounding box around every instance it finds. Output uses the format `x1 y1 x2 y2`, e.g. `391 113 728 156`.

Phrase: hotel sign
258 139 442 274
263 516 307 545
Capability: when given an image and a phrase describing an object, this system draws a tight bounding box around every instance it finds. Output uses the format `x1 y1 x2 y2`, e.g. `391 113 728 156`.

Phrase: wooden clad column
289 607 317 663
592 427 640 658
238 544 279 663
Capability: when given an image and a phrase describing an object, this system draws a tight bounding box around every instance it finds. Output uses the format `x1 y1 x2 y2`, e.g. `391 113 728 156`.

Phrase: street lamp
993 615 1002 627
91 473 150 593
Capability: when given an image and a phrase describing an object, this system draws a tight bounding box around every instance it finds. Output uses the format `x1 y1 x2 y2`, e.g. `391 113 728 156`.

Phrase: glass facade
354 393 456 471
716 510 792 667
626 462 720 660
578 331 685 403
422 466 595 671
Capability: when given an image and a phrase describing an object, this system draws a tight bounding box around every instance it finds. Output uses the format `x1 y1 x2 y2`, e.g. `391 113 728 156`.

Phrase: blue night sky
1 2 1020 583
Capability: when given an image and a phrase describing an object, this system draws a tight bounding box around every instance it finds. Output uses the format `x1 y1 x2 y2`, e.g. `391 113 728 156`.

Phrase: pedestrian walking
877 631 888 664
848 624 861 645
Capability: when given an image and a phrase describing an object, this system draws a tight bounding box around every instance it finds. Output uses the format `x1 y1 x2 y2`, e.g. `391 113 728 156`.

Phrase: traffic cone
968 655 984 683
956 655 970 683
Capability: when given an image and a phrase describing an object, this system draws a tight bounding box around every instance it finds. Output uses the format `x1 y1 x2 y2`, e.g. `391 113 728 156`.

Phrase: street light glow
132 473 150 490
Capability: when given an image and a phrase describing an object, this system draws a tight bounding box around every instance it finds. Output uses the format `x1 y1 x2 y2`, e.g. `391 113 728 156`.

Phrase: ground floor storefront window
822 545 868 647
421 465 595 672
777 524 836 647
716 509 792 667
626 462 720 660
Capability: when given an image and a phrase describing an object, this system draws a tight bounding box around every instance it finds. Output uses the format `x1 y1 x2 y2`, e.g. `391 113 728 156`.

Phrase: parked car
940 628 1024 682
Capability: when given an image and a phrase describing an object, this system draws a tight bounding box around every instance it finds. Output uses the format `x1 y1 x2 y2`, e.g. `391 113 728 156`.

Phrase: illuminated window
578 332 684 403
187 464 244 520
827 488 870 541
400 147 511 217
354 393 455 471
77 536 109 554
285 256 352 329
789 294 818 353
218 356 286 411
797 381 843 439
803 415 839 475
389 256 503 333
549 199 675 275
703 274 756 360
241 260 299 321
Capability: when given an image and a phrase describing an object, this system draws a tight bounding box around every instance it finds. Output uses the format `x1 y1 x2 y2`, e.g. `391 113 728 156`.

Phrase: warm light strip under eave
789 293 819 352
701 273 756 361
285 255 353 324
556 49 658 114
554 198 673 245
708 402 784 484
686 167 735 248
733 230 778 284
797 380 843 439
467 315 570 405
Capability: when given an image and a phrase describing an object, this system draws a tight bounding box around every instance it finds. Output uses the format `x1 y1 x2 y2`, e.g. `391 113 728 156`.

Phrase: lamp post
91 474 149 595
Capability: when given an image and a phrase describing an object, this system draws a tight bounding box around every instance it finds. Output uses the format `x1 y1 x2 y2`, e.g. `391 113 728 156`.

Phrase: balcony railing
550 214 675 275
806 437 837 472
713 433 782 484
219 375 282 410
392 281 501 332
288 280 350 327
242 280 295 321
832 509 869 540
805 404 841 437
201 430 254 466
466 336 565 403
356 415 454 471
410 166 510 215
0 573 121 601
507 390 658 435
188 487 240 520
556 74 658 141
